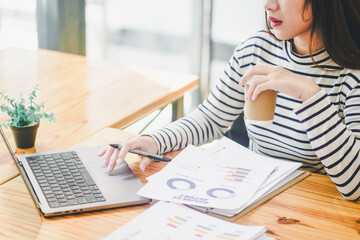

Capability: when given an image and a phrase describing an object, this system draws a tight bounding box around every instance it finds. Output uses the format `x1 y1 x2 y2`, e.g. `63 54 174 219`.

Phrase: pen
109 144 172 162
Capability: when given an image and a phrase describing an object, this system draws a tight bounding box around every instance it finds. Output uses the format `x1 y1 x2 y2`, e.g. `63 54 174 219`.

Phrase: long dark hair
266 0 360 69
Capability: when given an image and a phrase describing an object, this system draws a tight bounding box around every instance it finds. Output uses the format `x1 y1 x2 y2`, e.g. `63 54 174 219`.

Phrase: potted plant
0 85 56 149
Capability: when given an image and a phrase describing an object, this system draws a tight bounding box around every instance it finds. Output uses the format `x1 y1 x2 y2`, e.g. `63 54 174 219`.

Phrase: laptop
0 127 151 217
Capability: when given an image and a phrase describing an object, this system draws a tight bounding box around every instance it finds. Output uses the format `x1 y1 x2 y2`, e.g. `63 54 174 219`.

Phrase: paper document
103 201 271 240
189 137 304 217
137 145 276 209
207 137 301 190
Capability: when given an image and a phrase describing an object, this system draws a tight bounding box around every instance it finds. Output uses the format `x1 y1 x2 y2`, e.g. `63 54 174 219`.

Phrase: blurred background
0 0 264 133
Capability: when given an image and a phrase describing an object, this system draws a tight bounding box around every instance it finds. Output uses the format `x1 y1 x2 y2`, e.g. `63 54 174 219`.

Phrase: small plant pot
10 122 40 149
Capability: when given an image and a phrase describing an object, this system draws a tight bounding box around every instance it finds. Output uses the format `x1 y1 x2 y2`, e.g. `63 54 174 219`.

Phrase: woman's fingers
240 62 321 102
239 63 273 86
107 149 120 173
98 136 158 173
103 146 115 166
97 146 107 157
245 75 269 101
139 157 153 172
252 81 274 100
117 139 133 165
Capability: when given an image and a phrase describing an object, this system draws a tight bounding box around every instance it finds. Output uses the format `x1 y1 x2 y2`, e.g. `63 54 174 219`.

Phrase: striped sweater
148 30 360 200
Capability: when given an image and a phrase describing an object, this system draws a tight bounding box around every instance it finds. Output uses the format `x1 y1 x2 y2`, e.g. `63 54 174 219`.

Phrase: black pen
109 144 172 162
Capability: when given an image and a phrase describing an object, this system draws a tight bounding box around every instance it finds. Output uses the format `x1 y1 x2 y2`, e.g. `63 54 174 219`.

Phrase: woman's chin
272 30 292 41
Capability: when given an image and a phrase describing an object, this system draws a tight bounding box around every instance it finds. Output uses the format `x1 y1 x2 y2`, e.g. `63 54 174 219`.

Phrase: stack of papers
103 201 273 240
137 137 305 218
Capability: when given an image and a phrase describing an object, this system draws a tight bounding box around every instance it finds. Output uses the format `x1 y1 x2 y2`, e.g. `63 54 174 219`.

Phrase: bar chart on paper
218 165 252 183
157 215 259 239
162 214 229 239
146 203 262 240
102 201 267 240
159 213 252 239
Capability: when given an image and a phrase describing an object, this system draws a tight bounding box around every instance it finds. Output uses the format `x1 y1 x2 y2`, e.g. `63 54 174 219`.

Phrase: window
0 0 37 50
210 0 264 90
0 0 264 132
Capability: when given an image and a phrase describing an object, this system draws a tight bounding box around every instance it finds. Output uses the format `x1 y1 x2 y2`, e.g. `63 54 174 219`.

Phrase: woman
99 0 360 200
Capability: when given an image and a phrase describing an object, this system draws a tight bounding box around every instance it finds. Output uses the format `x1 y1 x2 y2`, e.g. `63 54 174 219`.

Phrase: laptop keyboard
26 151 106 208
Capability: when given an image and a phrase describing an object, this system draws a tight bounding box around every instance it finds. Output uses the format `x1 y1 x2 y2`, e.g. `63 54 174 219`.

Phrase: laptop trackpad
85 161 137 185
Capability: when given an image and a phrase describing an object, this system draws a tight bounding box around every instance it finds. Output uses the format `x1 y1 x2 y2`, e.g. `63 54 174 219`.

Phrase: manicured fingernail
107 166 112 173
140 164 145 172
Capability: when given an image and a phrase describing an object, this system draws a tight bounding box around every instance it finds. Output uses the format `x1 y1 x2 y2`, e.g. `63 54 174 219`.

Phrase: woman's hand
97 136 158 173
239 62 321 102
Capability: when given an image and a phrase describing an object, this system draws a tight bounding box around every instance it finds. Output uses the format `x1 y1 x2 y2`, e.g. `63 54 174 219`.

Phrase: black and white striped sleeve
294 76 360 200
148 48 246 155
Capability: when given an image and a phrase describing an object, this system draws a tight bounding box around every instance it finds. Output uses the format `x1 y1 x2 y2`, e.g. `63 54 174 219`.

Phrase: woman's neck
292 33 324 55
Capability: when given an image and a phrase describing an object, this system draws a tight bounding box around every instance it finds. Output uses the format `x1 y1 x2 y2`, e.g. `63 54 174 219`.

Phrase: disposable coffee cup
244 84 277 125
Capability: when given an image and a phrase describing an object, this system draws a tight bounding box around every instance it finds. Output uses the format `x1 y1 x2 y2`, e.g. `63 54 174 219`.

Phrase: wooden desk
0 128 359 240
0 48 199 185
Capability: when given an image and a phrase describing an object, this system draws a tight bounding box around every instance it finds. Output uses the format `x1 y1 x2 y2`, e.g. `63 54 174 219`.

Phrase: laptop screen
0 126 17 162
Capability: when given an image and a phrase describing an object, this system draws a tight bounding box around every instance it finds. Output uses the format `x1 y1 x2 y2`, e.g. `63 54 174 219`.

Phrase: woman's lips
268 16 282 27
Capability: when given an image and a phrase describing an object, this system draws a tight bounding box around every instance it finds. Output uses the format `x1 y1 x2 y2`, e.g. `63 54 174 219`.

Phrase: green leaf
27 112 36 123
0 85 56 126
